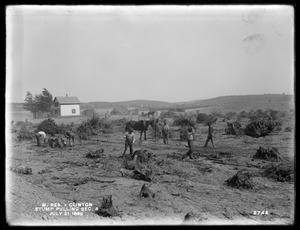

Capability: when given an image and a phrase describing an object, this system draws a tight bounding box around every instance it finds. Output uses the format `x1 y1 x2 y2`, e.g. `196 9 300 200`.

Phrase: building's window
72 109 76 114
55 102 59 107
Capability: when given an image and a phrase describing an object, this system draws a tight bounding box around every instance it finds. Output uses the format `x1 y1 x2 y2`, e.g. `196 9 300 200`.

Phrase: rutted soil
6 124 294 225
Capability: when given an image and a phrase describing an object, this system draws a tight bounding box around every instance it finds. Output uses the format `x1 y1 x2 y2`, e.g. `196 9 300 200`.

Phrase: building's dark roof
54 96 80 105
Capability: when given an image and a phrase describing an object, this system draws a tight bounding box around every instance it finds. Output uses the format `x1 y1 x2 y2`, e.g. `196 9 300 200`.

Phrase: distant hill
86 94 294 113
180 94 294 113
10 94 295 114
86 100 172 109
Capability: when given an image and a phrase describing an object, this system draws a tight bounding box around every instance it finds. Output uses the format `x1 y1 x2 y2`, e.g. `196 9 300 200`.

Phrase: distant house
53 95 81 117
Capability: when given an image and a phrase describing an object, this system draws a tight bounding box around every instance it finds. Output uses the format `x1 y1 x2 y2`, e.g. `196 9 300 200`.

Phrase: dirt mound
262 162 294 182
225 122 243 135
253 146 282 161
36 119 59 135
225 171 253 189
244 119 275 138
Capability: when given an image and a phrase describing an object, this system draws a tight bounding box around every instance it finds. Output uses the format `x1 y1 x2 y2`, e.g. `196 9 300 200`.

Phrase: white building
53 95 80 117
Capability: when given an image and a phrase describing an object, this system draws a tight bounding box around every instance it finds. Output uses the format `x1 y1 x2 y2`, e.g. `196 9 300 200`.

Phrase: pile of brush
225 121 243 135
244 119 275 138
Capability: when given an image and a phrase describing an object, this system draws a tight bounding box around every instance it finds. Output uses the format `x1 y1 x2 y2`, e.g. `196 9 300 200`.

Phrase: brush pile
244 119 275 138
36 119 59 135
17 124 35 141
225 170 253 189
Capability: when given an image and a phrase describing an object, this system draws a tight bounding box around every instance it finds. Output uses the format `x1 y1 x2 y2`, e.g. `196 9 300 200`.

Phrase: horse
125 119 155 141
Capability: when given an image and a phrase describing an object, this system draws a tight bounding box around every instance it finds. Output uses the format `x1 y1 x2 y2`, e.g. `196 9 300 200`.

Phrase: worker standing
122 128 135 158
204 122 215 148
182 126 195 160
162 121 170 145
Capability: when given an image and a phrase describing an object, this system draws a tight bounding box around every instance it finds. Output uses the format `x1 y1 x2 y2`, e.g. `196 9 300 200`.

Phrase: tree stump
253 146 281 161
95 195 121 218
139 184 155 198
225 170 253 189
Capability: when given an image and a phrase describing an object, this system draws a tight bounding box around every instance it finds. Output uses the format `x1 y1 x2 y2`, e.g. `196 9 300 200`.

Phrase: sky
6 5 294 103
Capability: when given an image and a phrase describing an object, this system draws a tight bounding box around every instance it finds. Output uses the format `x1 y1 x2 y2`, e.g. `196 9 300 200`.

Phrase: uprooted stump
139 184 155 198
119 168 152 182
133 169 152 182
225 171 253 189
262 162 294 182
225 122 243 135
95 195 121 218
10 165 32 175
253 146 282 161
132 149 154 164
86 148 104 158
122 149 153 181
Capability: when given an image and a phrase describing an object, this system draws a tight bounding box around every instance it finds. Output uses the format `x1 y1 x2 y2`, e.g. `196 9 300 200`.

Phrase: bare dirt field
5 111 295 226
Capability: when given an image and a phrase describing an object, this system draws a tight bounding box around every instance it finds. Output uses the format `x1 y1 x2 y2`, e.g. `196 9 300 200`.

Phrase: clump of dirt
95 195 121 218
261 162 294 182
225 121 243 135
225 170 253 189
86 148 104 158
244 119 275 138
253 146 282 161
10 165 32 175
36 119 59 135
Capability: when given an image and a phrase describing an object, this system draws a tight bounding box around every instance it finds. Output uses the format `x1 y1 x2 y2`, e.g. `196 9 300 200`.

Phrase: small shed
53 95 81 117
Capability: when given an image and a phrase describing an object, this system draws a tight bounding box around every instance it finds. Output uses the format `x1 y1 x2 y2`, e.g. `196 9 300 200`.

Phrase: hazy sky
6 5 294 103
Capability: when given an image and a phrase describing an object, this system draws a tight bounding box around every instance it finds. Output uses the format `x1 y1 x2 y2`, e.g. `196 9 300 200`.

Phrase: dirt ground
5 117 295 226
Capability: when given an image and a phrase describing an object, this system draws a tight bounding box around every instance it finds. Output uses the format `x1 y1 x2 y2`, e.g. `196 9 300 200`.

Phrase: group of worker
35 118 215 161
35 130 75 147
122 118 215 160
